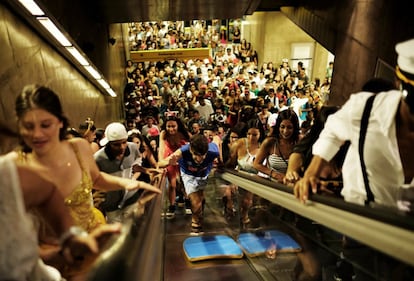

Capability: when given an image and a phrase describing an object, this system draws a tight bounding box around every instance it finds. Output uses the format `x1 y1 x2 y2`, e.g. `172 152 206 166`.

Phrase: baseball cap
100 122 128 146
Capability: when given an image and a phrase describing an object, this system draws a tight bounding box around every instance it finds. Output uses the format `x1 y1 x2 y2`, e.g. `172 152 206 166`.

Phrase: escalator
87 170 414 281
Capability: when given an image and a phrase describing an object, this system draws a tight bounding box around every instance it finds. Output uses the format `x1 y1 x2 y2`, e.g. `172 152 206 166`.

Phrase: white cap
396 38 414 75
100 122 128 146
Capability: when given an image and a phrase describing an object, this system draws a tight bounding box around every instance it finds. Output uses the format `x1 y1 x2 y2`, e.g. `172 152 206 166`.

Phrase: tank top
237 139 258 174
267 142 288 174
18 143 105 232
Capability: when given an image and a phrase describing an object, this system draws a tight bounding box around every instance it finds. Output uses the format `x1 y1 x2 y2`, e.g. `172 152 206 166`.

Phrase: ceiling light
37 17 71 46
84 65 101 79
97 79 110 89
106 88 117 97
18 0 44 16
66 46 89 66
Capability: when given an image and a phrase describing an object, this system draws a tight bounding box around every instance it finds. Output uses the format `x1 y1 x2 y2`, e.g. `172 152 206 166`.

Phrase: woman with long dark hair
158 113 190 218
253 109 300 182
225 119 262 225
128 132 160 184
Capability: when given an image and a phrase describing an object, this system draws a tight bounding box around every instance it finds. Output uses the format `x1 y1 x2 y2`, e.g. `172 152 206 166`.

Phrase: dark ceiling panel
96 0 263 23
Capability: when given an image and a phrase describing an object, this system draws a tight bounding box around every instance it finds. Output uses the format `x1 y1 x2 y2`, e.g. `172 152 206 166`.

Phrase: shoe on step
166 205 176 219
190 222 204 236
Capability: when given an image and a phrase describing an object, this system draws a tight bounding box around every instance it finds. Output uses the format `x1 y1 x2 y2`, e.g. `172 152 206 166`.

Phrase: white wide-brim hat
396 38 414 75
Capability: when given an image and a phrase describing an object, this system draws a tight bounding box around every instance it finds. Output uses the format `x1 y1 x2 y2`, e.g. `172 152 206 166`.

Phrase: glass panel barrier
220 170 414 280
86 169 414 281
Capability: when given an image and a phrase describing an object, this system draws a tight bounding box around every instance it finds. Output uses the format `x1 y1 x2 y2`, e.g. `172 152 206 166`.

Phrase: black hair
161 115 190 141
67 128 81 138
231 121 248 138
271 109 300 141
246 118 265 143
94 128 105 146
293 106 339 169
128 132 146 153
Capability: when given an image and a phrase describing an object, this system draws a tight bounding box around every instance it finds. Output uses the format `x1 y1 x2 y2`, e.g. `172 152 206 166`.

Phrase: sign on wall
130 48 210 62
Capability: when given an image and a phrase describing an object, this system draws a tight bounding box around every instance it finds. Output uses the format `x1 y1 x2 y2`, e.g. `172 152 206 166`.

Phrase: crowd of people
89 35 414 279
121 21 333 233
127 20 251 60
2 15 414 279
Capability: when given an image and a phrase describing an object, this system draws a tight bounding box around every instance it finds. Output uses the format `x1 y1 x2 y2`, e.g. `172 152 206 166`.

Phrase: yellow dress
18 143 106 279
18 142 106 233
65 142 106 232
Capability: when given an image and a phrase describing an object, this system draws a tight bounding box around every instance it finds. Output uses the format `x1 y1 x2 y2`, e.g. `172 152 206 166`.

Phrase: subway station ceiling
83 0 300 23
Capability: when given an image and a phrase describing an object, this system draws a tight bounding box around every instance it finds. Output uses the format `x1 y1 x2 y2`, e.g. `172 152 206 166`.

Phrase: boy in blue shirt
158 134 220 235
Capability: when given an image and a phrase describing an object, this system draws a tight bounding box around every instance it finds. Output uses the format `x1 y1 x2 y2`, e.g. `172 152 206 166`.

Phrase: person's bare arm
71 138 161 194
293 155 327 203
17 164 100 261
253 137 273 176
18 164 73 236
158 130 167 161
158 148 183 168
225 138 240 169
284 152 304 185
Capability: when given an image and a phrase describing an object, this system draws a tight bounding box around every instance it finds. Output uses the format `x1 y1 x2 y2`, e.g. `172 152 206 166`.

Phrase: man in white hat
94 122 142 222
294 38 414 210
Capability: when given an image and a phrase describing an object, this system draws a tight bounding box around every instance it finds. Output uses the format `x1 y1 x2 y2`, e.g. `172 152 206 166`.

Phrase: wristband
59 226 88 247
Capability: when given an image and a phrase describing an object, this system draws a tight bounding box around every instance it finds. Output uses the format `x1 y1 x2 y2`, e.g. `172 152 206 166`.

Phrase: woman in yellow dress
11 84 160 280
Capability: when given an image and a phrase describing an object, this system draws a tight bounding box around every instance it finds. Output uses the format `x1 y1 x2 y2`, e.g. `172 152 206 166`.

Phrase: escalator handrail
220 169 414 267
222 169 414 230
86 170 167 281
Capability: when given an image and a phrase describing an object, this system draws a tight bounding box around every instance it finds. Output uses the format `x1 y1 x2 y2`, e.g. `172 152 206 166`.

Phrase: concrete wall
0 3 124 129
242 11 330 82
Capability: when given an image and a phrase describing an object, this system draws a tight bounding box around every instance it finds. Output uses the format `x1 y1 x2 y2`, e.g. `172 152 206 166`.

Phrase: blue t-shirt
179 143 219 177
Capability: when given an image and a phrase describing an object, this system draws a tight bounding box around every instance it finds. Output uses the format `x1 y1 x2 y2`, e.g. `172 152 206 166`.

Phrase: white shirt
313 90 405 207
0 156 63 280
195 101 214 121
267 113 278 128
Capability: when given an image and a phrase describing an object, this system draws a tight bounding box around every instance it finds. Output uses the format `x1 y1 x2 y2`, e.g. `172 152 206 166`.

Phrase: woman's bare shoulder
260 136 276 150
68 137 94 154
159 130 166 138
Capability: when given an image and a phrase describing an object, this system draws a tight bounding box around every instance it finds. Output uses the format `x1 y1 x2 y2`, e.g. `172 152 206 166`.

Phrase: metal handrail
87 170 167 281
220 169 414 267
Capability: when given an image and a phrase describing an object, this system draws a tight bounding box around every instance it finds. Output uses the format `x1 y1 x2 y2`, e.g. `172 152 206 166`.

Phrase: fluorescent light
37 17 71 46
106 88 117 97
19 1 114 98
66 46 89 66
84 65 101 79
18 0 44 16
97 79 110 89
